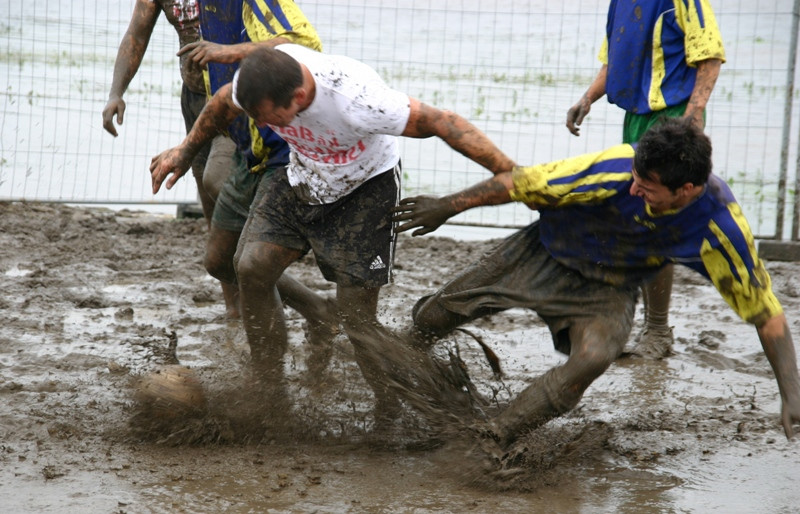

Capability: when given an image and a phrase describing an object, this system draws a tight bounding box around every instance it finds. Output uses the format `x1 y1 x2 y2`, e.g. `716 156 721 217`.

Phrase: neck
298 65 316 111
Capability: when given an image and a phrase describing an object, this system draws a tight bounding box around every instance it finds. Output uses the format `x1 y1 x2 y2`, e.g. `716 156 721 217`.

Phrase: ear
677 182 699 198
293 87 307 107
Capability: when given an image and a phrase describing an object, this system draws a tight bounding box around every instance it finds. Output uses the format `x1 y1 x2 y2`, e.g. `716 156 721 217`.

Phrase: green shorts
622 102 703 144
211 151 275 233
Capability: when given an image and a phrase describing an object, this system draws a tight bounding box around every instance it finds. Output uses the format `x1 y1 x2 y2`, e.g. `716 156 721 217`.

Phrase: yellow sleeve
597 37 608 65
701 204 782 325
242 0 323 51
674 0 726 66
510 144 634 207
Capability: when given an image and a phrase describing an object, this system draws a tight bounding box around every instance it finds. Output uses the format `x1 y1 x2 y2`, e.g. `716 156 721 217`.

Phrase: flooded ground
1 202 799 513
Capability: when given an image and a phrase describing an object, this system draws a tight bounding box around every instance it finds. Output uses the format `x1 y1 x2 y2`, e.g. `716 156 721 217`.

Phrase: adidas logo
369 255 386 270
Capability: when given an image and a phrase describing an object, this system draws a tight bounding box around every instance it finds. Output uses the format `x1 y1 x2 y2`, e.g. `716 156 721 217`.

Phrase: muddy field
1 202 799 513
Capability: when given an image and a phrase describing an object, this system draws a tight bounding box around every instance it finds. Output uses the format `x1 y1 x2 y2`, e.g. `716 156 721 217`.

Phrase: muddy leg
492 319 627 448
204 225 242 319
337 285 402 423
278 275 340 377
411 292 502 344
236 241 301 398
632 264 675 359
190 159 216 229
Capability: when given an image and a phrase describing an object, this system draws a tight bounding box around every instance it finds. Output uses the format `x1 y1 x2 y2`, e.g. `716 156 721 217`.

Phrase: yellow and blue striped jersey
510 144 781 326
598 0 726 114
199 0 322 170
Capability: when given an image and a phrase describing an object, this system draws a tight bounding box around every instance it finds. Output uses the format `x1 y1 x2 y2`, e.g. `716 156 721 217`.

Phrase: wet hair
633 117 713 192
234 46 304 112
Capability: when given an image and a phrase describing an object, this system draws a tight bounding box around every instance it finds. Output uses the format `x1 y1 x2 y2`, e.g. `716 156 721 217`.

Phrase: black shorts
180 83 211 178
245 165 401 288
413 222 638 355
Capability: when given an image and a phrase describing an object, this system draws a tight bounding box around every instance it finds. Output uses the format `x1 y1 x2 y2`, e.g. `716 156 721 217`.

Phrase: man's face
630 168 683 214
248 97 301 128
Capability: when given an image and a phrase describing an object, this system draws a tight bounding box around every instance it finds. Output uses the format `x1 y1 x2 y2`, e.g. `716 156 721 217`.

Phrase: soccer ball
135 364 206 419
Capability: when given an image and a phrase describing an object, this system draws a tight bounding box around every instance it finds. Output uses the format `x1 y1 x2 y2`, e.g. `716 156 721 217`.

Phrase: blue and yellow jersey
510 145 781 326
599 0 726 114
198 0 322 171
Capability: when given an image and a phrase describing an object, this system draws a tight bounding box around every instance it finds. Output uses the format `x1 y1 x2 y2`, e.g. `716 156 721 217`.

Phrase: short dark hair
234 46 304 112
633 117 712 191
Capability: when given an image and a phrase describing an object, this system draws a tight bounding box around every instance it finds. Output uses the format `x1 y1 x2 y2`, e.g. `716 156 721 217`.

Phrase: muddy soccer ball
135 365 206 419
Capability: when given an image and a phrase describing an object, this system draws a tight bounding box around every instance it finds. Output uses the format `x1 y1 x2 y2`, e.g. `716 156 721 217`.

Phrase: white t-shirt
269 44 411 204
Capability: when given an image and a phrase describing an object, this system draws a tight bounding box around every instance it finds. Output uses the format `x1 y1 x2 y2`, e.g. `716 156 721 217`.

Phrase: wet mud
1 202 799 512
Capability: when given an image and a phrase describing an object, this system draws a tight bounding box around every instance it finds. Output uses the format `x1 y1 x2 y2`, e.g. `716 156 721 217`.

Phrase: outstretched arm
393 172 518 236
179 37 293 66
102 0 160 137
683 58 722 130
757 313 800 439
401 98 516 175
149 82 242 193
566 64 607 137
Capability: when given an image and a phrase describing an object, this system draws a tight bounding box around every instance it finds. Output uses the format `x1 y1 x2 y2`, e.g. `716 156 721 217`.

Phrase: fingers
782 410 796 440
566 123 579 136
102 119 118 137
102 103 123 137
176 41 199 57
566 111 579 136
149 155 164 194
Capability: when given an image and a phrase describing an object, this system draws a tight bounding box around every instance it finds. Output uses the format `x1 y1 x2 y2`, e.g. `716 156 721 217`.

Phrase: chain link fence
2 1 799 239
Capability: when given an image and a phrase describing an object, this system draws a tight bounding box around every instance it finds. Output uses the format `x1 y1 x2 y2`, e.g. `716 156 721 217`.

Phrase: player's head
232 47 305 127
633 117 712 191
630 117 712 213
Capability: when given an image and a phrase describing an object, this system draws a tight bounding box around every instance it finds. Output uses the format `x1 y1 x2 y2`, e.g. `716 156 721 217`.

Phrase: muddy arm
683 58 722 130
102 0 160 136
150 83 241 193
401 98 516 176
179 37 293 66
393 172 517 236
757 313 800 439
566 64 607 137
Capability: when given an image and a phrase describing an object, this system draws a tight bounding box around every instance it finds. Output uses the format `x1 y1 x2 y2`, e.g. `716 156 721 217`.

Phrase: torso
156 0 204 93
270 45 411 204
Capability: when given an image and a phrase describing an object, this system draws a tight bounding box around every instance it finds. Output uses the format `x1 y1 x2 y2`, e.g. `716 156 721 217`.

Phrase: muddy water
1 202 799 513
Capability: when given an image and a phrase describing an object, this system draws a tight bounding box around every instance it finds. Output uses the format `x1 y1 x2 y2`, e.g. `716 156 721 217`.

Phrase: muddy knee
411 293 469 338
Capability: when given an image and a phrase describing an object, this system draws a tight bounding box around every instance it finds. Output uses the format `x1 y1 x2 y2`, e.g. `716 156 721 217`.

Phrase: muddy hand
781 393 800 440
179 41 238 66
150 147 190 194
566 96 591 136
102 97 125 137
393 195 456 236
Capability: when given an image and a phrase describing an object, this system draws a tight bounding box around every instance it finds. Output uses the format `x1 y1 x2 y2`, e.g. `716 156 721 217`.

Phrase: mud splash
1 202 799 512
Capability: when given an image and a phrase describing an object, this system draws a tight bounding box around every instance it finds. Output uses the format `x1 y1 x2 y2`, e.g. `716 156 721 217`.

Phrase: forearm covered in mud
182 83 242 157
402 99 516 175
684 59 722 126
443 173 516 214
758 314 800 399
109 0 159 99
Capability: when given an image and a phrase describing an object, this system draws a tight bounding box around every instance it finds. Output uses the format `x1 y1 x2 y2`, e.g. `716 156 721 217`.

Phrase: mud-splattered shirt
197 0 322 171
509 144 782 326
598 0 726 114
263 44 411 204
153 0 204 93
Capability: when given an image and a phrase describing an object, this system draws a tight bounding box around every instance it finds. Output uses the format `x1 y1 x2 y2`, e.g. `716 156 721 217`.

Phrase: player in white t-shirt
150 44 516 426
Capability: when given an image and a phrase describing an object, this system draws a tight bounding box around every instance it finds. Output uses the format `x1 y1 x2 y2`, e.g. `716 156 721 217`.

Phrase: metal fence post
794 0 800 241
779 0 800 240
